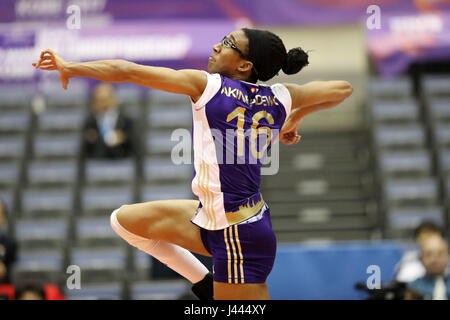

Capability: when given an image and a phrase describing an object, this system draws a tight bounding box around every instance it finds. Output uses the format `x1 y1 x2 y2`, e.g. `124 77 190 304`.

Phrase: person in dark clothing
0 199 17 285
82 83 135 159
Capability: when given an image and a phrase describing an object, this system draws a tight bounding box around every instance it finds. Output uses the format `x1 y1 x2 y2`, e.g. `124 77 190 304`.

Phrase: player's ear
237 61 253 73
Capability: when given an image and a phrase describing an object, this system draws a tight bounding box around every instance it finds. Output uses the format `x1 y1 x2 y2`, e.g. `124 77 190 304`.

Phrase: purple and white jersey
190 71 291 230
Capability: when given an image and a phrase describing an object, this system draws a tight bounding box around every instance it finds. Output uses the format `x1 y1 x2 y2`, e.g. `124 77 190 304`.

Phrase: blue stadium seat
85 159 136 185
141 184 193 202
143 157 192 181
37 109 84 132
81 186 133 213
147 105 192 128
22 188 74 215
374 124 426 149
0 136 25 159
65 282 123 300
367 76 412 98
27 160 77 186
383 178 439 204
0 111 30 133
0 162 20 187
378 150 432 176
33 133 81 158
130 280 188 300
369 99 419 123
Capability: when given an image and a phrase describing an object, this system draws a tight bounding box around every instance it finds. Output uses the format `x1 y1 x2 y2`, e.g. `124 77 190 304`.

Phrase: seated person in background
0 199 17 285
404 235 450 300
394 221 444 283
82 83 135 159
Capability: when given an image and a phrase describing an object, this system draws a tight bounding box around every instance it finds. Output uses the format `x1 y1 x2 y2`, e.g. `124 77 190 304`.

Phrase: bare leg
214 282 270 300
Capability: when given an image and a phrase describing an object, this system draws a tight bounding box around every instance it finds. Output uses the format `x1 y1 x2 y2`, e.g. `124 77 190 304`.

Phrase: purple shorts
199 204 277 284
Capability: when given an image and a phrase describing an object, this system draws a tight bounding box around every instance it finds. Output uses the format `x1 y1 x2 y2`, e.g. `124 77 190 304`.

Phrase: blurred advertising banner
1 0 450 26
367 12 450 76
0 20 239 82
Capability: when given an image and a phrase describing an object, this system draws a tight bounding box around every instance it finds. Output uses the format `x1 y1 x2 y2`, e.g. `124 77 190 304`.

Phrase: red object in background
0 284 65 300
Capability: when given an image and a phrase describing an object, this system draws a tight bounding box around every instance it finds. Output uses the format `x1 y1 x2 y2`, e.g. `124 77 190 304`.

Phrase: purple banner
0 20 239 82
1 0 450 26
367 12 450 76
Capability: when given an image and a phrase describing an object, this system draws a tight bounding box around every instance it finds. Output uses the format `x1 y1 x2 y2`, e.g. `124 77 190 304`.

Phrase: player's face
208 29 250 78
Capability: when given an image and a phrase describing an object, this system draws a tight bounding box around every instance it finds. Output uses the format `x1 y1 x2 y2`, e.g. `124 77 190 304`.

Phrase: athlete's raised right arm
32 49 207 102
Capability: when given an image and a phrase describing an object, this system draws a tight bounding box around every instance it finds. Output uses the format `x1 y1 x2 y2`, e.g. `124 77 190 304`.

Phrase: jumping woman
33 28 353 300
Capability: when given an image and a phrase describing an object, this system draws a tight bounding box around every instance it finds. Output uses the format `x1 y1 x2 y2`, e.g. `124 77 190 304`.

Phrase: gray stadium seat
374 124 426 149
0 111 30 133
22 188 74 216
147 105 192 128
422 75 450 96
141 184 193 202
27 160 77 186
0 190 14 211
369 99 419 123
386 206 444 232
367 76 412 98
0 162 20 187
428 97 450 122
439 150 450 175
15 218 68 249
0 136 25 159
42 79 88 107
37 109 84 132
378 150 432 176
445 178 450 199
434 124 450 147
33 133 81 158
146 130 183 154
75 217 120 245
143 157 192 181
70 247 126 282
133 249 152 280
0 85 33 108
383 178 439 204
85 159 136 185
81 186 133 213
65 282 123 300
13 249 64 281
130 280 188 300
147 89 190 105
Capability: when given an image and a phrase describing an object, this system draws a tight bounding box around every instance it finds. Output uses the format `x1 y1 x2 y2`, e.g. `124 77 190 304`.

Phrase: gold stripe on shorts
223 228 232 283
228 227 238 284
234 225 245 284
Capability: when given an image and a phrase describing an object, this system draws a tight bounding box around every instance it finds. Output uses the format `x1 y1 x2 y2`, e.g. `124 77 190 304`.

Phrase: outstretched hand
279 118 302 145
32 49 70 90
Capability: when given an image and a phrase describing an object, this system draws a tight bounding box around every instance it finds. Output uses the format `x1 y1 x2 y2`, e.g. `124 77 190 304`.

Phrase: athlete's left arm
279 81 353 145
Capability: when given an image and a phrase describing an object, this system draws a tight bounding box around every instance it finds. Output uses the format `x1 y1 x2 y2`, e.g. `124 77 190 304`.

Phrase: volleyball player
33 28 353 300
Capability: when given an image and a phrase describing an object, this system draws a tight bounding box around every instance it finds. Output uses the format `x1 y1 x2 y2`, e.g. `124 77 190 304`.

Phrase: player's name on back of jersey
221 86 279 107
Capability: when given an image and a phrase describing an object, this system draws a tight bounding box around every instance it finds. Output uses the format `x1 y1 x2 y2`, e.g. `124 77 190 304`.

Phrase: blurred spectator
82 83 136 159
394 221 445 283
404 235 450 300
0 198 17 285
12 279 65 300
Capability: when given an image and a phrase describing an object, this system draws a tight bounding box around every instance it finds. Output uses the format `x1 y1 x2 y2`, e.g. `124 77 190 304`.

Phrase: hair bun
282 47 309 75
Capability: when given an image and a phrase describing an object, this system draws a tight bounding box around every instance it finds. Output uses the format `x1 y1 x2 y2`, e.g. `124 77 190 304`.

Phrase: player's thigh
214 282 270 300
116 199 210 256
